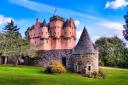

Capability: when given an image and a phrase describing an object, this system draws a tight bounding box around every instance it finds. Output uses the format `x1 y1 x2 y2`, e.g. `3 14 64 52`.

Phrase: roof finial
53 8 57 16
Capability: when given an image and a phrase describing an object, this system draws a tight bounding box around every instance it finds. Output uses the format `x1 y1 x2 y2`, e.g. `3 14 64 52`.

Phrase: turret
62 18 76 49
64 19 72 38
69 18 76 39
41 19 49 39
40 19 50 50
35 18 40 29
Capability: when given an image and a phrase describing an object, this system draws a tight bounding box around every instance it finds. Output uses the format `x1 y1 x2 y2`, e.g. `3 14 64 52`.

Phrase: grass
0 65 128 85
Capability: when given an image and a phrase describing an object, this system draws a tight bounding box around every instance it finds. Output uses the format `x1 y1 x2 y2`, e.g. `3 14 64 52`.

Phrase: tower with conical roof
72 27 99 75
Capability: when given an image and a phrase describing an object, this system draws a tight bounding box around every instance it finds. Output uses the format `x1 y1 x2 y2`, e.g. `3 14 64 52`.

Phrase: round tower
62 18 76 49
40 19 50 50
72 27 99 76
29 18 42 50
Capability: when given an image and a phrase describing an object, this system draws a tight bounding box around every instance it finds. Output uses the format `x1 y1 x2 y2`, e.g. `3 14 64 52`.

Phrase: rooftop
73 27 96 54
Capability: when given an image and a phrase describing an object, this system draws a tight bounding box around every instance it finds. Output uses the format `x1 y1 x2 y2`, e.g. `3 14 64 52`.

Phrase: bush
45 60 66 73
90 68 106 79
98 68 106 79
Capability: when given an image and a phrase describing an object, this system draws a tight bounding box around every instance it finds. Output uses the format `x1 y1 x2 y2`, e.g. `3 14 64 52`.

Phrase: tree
24 27 31 43
3 20 20 32
95 36 126 67
0 20 37 66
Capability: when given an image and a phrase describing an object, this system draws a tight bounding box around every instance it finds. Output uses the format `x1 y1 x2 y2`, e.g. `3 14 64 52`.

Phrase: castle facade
29 16 76 50
28 16 99 75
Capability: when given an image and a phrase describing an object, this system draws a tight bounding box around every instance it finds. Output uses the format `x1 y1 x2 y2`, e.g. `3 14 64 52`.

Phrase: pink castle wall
29 16 76 50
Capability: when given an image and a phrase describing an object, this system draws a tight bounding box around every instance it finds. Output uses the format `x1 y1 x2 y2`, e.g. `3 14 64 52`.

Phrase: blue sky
0 0 128 42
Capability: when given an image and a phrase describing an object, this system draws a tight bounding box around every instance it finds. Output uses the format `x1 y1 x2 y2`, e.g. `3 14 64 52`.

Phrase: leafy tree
3 20 20 32
24 27 31 43
0 20 37 66
95 36 126 67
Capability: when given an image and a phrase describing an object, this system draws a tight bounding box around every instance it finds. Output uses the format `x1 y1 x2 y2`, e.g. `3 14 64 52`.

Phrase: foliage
0 20 37 65
95 36 128 68
24 27 31 43
45 60 66 73
2 20 20 32
89 68 105 79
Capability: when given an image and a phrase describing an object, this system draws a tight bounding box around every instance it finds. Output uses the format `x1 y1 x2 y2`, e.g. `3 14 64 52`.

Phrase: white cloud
99 21 123 31
76 30 82 41
74 20 80 26
105 0 128 9
0 15 12 25
92 36 101 43
113 30 123 39
8 0 115 22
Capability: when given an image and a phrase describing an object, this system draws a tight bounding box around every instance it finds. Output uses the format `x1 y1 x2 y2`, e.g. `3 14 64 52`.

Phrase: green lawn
0 65 128 85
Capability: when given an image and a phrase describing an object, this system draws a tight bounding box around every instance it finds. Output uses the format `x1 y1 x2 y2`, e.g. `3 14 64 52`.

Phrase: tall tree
3 20 20 32
95 36 126 67
123 12 128 40
0 20 37 66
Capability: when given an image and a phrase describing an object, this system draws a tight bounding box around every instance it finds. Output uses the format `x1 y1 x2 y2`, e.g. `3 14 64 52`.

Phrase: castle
28 16 99 75
29 16 76 50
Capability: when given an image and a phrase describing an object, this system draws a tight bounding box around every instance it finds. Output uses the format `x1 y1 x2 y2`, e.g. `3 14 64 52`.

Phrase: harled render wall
28 17 76 50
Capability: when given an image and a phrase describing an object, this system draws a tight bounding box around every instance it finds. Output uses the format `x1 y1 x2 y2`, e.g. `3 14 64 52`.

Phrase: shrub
98 68 106 79
45 60 66 73
90 68 106 79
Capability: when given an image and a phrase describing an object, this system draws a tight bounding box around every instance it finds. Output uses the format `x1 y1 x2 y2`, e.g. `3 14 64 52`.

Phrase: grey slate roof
64 19 71 27
40 19 47 27
50 16 65 22
73 27 96 54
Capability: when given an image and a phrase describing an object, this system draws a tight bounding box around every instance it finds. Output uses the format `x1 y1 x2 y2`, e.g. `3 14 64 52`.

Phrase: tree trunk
4 57 7 64
13 57 19 66
0 57 1 64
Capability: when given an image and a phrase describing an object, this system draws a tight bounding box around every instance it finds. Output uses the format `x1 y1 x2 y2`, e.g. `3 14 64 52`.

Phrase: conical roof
40 19 47 27
73 27 96 54
64 19 70 27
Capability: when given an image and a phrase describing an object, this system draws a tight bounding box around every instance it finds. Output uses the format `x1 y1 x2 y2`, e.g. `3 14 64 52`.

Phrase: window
88 66 91 71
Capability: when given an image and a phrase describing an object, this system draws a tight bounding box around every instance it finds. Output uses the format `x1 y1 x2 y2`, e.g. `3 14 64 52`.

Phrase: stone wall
72 53 98 74
33 49 72 68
